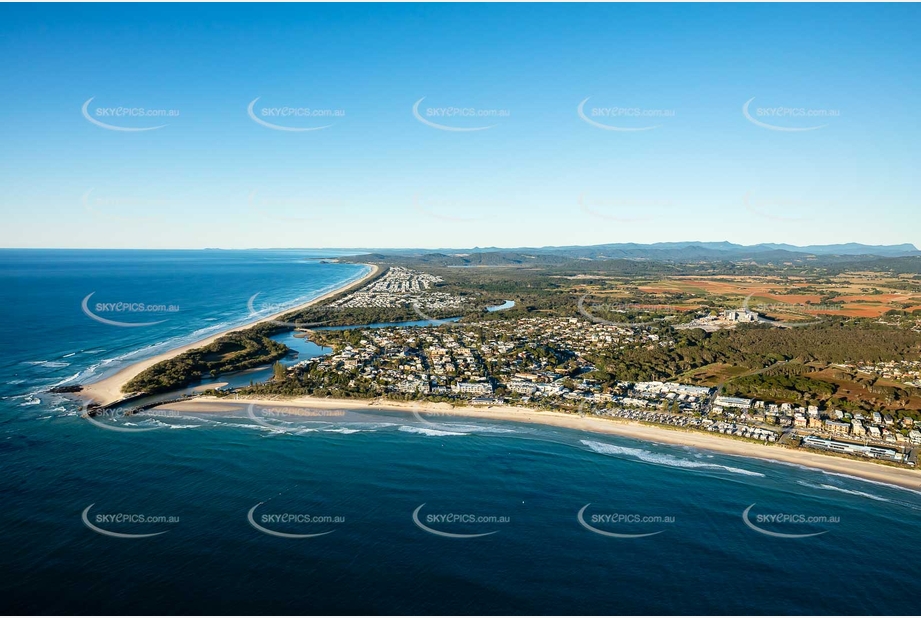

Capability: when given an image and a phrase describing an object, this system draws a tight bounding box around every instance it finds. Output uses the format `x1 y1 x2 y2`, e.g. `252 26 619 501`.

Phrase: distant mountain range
361 241 919 261
732 242 919 257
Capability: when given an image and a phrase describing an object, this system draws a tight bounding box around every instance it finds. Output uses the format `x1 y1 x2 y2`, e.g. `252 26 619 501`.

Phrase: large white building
453 381 494 396
714 396 753 409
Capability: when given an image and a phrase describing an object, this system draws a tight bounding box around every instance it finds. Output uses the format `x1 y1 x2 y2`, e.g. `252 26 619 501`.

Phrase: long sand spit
79 264 379 407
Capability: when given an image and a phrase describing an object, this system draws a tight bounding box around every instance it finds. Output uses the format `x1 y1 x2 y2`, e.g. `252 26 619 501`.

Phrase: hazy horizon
2 240 920 253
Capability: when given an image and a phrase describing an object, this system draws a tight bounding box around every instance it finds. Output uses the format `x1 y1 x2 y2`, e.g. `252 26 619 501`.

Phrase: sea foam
796 480 890 502
399 425 468 437
581 439 764 477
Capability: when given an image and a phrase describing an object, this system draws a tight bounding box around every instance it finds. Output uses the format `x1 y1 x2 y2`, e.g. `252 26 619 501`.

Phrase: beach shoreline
161 394 921 492
78 264 380 407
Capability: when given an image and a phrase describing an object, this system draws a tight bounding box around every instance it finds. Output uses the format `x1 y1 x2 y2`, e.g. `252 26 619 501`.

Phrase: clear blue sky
1 3 918 249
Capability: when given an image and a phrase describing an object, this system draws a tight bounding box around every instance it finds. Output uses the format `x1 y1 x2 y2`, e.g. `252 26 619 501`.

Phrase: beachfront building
714 396 753 410
802 436 905 463
452 381 494 396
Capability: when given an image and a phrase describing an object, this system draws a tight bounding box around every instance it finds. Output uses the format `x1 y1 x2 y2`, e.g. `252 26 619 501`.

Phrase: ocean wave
444 423 517 434
819 470 921 499
323 427 364 434
20 360 70 368
796 480 890 502
202 421 286 433
62 352 76 358
581 440 764 477
765 459 921 499
50 372 82 387
6 380 26 385
124 418 204 430
19 396 41 406
187 322 233 338
399 425 469 437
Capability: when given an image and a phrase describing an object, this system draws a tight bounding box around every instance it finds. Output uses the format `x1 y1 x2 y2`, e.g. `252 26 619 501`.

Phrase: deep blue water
2 250 921 615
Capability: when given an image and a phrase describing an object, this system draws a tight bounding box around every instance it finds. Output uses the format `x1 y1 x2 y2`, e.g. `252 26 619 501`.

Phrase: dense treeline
590 321 921 384
723 373 836 401
123 329 289 395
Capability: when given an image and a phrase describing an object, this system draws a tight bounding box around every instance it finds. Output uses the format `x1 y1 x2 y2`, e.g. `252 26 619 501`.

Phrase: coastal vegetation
123 325 289 395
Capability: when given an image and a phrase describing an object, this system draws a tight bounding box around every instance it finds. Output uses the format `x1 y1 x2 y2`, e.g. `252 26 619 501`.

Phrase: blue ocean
2 250 921 615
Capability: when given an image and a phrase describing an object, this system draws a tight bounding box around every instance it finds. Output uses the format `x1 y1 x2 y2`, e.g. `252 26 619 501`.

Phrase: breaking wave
399 426 469 437
797 480 890 502
581 440 764 477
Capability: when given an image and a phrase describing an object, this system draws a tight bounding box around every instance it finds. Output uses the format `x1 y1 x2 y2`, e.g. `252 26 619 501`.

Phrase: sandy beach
79 264 379 407
163 394 921 492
